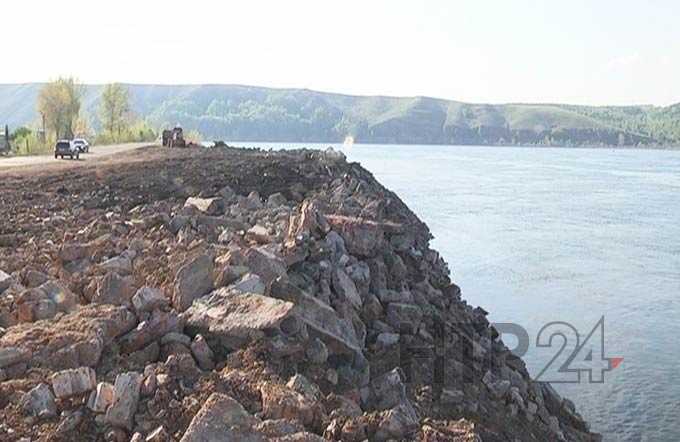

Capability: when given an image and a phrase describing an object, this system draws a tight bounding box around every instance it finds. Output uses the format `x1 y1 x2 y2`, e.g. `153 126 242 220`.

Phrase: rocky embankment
0 146 600 441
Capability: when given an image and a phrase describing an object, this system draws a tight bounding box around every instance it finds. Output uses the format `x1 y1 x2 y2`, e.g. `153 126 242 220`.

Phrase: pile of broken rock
0 146 600 441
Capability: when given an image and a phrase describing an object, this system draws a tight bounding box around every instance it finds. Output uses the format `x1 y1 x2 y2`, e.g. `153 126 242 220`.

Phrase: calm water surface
235 142 680 441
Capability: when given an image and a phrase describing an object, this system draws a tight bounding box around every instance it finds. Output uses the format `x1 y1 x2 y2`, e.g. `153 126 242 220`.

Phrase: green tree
10 126 32 141
99 83 131 142
37 78 83 140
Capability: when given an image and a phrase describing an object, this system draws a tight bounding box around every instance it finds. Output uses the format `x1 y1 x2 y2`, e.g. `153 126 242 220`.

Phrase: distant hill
1 83 678 147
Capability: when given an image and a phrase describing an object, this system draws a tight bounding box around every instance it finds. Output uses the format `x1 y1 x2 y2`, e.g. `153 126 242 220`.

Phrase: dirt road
0 142 155 170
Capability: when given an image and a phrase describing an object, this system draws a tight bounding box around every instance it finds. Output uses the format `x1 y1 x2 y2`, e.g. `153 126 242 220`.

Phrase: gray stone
527 400 538 416
286 374 322 402
173 254 214 312
132 287 169 314
305 338 328 365
244 247 287 285
218 186 237 203
374 402 419 441
246 225 273 244
50 367 97 398
214 265 249 288
0 270 12 294
0 347 31 368
375 332 400 348
190 334 215 370
184 288 296 350
482 370 511 399
185 197 223 215
40 280 78 311
59 243 90 262
325 231 347 257
332 267 362 309
180 393 265 442
169 215 190 235
100 256 133 276
288 289 362 357
385 303 423 334
326 215 386 257
0 304 136 371
229 273 265 296
266 192 288 208
244 191 264 210
56 410 84 434
260 383 325 429
105 372 143 430
21 383 57 418
161 332 192 346
24 270 49 288
87 382 115 413
377 289 413 304
94 272 136 306
370 368 409 410
118 310 181 353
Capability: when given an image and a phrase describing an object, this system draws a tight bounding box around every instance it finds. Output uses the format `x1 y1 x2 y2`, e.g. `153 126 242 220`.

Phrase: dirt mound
0 146 599 441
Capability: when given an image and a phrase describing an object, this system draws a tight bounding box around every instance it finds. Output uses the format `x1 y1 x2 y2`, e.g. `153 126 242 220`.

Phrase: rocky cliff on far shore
0 146 600 441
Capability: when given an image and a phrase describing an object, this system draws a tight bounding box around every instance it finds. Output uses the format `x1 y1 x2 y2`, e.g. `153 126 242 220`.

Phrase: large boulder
385 303 423 335
118 310 182 353
87 382 115 413
260 383 326 430
50 367 97 399
180 393 266 442
244 247 287 285
370 368 410 410
184 197 224 215
183 288 296 350
286 200 330 243
272 278 361 358
93 272 136 306
374 402 419 441
131 287 169 314
16 281 79 322
332 267 362 309
173 254 214 312
99 255 133 276
326 215 387 257
0 347 31 368
0 304 137 371
21 383 57 418
105 372 143 430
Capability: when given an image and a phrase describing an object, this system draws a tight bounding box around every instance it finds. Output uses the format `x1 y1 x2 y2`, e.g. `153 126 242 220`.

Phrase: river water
235 142 680 441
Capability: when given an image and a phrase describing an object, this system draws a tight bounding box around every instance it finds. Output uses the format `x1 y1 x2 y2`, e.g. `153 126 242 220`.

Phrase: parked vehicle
162 127 186 147
72 138 90 153
54 140 80 160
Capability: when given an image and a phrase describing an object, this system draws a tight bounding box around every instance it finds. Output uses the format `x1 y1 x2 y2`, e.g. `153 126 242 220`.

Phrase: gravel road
0 142 155 170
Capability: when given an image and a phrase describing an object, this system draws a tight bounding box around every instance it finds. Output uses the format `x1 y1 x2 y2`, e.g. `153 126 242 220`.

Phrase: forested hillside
1 83 678 146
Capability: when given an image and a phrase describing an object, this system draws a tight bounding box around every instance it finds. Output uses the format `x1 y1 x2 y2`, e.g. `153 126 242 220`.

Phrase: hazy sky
2 0 678 105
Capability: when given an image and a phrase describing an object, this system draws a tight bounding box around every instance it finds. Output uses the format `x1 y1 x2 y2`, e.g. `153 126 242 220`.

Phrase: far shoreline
220 140 680 153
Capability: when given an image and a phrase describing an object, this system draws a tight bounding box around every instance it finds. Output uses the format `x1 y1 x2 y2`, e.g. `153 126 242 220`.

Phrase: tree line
10 78 156 155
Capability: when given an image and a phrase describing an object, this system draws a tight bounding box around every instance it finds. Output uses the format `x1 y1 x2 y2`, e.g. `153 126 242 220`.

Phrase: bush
94 120 157 145
12 131 52 156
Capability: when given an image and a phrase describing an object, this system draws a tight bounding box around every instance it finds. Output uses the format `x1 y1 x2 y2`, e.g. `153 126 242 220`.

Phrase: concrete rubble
0 146 599 441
